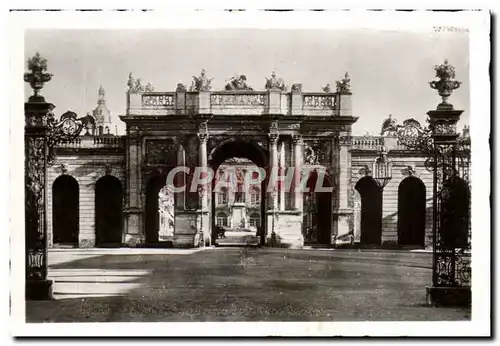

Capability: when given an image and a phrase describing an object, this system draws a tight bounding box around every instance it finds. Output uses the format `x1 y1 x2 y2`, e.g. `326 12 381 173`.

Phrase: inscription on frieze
303 95 335 108
211 94 267 106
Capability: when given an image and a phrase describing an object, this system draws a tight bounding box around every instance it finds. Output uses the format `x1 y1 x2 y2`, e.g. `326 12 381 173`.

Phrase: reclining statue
225 75 253 91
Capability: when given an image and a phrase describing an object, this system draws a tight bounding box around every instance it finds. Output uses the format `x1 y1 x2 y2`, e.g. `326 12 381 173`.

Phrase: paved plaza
26 247 470 322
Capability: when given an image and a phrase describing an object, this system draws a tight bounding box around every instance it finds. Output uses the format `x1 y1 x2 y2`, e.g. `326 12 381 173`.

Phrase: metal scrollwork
45 111 86 166
395 60 471 294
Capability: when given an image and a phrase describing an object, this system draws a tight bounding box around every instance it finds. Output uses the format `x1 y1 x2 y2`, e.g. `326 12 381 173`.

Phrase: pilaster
333 134 354 244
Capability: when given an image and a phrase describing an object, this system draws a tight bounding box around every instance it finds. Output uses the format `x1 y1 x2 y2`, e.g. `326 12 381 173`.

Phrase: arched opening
95 175 123 247
209 139 269 246
355 176 382 246
441 176 470 249
145 174 175 247
398 176 426 248
52 175 79 247
303 169 333 245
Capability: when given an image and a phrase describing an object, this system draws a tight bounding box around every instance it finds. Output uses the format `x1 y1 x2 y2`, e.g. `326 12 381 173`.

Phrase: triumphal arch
121 70 357 248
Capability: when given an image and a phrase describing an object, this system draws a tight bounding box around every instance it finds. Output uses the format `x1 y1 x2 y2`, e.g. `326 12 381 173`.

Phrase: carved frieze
303 139 332 166
339 136 352 146
183 135 199 167
144 138 178 166
303 95 335 108
432 123 457 135
142 94 174 107
211 94 267 106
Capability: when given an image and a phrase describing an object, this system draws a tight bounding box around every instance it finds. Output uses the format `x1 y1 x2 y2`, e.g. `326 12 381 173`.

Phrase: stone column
268 133 279 211
123 126 143 247
25 100 54 300
176 145 186 209
279 142 285 211
292 135 303 211
198 131 210 246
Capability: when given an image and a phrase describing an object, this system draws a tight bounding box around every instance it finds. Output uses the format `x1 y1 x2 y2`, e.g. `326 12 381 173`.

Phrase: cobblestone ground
26 248 471 322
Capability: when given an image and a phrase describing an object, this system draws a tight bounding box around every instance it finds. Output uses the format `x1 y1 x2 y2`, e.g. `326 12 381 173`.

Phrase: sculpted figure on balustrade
225 75 253 91
265 71 286 91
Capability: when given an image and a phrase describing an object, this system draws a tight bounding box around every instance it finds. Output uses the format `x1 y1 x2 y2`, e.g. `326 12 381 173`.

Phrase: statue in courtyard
336 72 351 93
225 75 253 91
190 69 213 92
265 71 286 91
380 114 399 136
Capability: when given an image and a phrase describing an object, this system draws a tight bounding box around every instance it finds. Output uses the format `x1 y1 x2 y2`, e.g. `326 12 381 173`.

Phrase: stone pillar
198 91 211 114
198 132 210 245
268 133 279 211
176 145 185 209
292 135 303 211
123 126 143 247
25 100 54 300
279 142 285 211
336 91 353 117
333 134 354 245
267 90 282 115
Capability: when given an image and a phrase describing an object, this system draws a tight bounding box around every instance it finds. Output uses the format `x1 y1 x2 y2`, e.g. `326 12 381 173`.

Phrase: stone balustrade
351 135 470 152
126 89 352 117
55 135 125 149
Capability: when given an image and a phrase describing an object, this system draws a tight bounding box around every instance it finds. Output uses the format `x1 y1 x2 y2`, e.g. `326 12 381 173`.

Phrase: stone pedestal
174 211 203 248
267 90 282 115
426 286 471 307
231 202 247 228
266 211 303 248
123 208 143 247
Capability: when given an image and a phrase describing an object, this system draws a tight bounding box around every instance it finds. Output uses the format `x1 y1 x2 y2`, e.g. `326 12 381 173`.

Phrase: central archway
303 169 333 245
145 174 176 247
208 139 269 246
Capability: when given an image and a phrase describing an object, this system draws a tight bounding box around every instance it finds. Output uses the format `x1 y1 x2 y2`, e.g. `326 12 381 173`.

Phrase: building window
218 187 228 205
249 213 260 227
250 188 260 206
216 212 228 227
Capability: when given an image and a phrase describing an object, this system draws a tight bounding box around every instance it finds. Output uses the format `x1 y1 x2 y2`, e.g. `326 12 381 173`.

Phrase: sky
24 29 470 135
